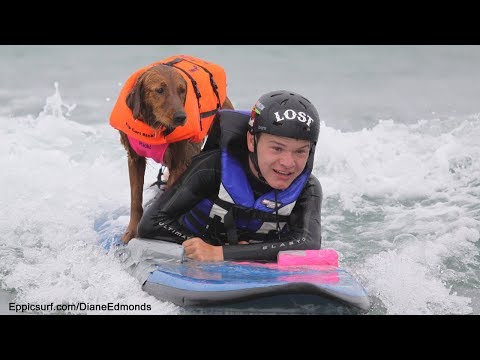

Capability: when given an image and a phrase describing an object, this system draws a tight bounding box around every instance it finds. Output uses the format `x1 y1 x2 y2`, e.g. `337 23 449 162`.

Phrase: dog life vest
180 110 311 245
109 55 228 157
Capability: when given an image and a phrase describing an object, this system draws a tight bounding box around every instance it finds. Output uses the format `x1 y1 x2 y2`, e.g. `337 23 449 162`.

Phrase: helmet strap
249 134 268 184
306 143 316 171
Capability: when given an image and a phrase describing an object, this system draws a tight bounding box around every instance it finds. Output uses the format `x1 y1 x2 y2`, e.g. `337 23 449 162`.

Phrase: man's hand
183 238 224 262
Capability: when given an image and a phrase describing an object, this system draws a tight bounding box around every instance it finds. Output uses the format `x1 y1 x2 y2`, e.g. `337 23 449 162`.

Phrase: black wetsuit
137 148 323 261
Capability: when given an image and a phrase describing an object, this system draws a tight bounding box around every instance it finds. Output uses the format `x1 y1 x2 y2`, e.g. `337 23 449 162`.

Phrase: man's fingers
183 239 198 259
183 237 201 248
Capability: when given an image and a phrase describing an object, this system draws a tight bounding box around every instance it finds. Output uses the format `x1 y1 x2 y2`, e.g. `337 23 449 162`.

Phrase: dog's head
126 65 188 135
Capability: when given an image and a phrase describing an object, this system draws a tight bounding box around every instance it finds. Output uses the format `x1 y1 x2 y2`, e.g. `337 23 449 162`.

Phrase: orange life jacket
109 54 228 145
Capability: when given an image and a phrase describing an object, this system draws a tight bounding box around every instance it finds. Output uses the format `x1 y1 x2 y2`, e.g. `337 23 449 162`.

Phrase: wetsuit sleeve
222 175 323 261
137 151 222 243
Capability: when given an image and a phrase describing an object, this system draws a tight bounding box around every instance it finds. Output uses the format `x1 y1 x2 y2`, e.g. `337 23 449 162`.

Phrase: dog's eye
155 88 165 95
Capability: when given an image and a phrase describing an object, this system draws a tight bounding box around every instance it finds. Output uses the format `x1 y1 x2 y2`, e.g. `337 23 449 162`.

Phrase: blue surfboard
97 221 370 314
144 250 371 315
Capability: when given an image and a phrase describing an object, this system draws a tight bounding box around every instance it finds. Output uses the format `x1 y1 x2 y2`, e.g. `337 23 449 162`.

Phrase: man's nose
279 151 295 168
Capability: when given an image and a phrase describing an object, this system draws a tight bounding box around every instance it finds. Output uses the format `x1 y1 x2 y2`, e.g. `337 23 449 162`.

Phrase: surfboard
97 223 370 314
145 250 371 315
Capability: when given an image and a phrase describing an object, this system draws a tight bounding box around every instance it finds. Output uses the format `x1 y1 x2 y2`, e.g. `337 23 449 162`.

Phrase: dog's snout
173 111 187 126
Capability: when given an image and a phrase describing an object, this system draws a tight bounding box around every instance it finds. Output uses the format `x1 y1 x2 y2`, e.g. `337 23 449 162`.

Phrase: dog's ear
126 78 144 120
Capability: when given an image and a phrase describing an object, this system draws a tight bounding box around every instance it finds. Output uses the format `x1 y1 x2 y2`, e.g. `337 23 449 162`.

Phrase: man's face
247 132 311 190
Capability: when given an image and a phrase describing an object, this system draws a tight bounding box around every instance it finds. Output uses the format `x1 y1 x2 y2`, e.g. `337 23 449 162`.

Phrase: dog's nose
173 111 187 126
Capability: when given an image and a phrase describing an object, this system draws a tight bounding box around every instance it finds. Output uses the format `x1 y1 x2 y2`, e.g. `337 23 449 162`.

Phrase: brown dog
110 55 234 243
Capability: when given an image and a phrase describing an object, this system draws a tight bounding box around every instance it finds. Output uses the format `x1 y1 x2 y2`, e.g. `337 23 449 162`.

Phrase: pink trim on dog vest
127 135 169 164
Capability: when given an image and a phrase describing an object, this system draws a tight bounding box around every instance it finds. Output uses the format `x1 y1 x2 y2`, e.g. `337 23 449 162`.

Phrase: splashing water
39 81 77 119
0 83 178 314
316 115 480 314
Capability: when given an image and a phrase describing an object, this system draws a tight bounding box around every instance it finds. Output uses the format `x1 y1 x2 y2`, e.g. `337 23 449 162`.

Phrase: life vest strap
164 58 202 104
200 108 219 119
223 208 239 245
163 57 222 132
214 198 289 223
206 215 224 246
163 58 183 66
220 201 289 246
180 58 222 107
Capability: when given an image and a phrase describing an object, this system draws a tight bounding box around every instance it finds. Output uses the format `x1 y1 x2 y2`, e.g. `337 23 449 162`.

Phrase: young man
137 90 323 262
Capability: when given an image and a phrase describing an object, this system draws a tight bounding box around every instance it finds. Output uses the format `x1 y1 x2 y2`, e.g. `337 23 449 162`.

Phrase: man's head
246 90 320 190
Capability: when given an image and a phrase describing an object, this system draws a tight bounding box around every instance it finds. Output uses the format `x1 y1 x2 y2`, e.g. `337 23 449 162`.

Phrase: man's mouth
273 169 293 176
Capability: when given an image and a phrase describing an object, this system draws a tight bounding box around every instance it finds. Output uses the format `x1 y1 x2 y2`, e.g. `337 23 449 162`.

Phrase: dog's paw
121 229 136 244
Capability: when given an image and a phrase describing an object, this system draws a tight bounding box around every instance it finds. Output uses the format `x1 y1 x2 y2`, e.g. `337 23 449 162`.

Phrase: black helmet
248 90 320 177
248 90 320 144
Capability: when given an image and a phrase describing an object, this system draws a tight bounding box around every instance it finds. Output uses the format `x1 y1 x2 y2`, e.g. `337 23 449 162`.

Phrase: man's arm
137 151 222 242
222 175 323 261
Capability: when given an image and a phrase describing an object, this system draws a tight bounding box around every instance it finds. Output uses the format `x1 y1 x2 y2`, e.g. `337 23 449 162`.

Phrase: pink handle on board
277 249 339 267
